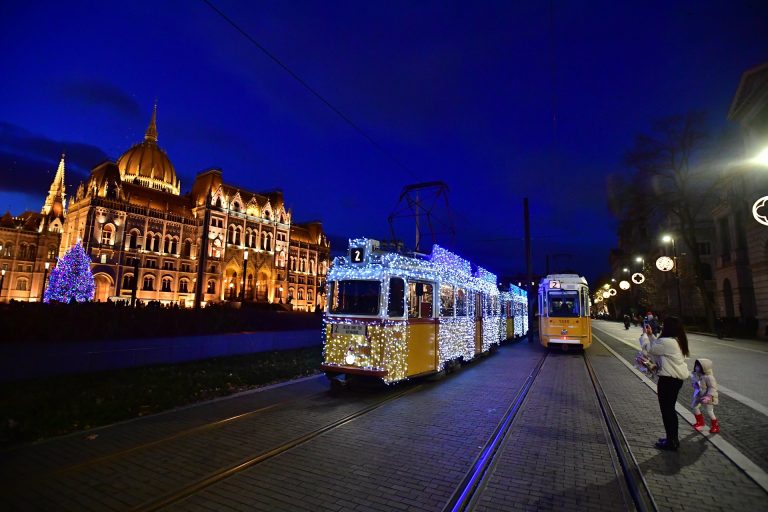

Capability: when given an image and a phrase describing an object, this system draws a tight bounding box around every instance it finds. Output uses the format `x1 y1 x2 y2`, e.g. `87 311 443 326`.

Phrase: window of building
48 246 56 259
307 289 313 304
162 277 172 292
163 261 175 271
16 278 28 291
2 243 12 257
143 276 155 291
145 259 157 269
122 274 134 289
182 239 192 258
101 224 114 245
698 242 711 256
298 288 304 300
179 279 189 293
207 280 216 294
181 263 191 273
100 254 107 264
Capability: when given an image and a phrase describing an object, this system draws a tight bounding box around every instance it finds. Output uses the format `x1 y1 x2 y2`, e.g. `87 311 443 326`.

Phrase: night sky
1 1 767 284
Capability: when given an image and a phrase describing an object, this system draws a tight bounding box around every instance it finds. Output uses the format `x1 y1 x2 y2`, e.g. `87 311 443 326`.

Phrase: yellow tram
320 238 516 384
537 274 592 349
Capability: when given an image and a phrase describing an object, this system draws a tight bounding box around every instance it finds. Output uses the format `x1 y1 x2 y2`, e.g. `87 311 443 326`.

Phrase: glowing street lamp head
622 267 629 273
635 256 643 263
662 234 673 243
750 146 768 167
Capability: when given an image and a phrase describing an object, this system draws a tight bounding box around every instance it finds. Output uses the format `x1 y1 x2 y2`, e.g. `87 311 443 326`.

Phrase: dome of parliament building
116 106 180 195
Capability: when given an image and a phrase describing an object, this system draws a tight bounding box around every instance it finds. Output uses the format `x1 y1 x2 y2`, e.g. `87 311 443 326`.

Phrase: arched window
101 224 114 246
288 287 295 301
182 239 192 258
298 289 304 300
210 238 222 259
179 279 189 293
164 236 172 254
145 232 153 251
216 197 222 208
122 274 135 289
307 289 313 303
155 234 162 252
310 260 316 274
206 280 216 294
162 276 173 292
300 259 306 273
235 226 242 246
19 244 28 259
143 275 155 291
2 243 12 257
47 246 57 260
232 201 240 213
28 245 36 259
16 278 28 291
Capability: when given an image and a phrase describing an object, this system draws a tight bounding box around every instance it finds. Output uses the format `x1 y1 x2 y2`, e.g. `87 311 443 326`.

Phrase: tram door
474 293 483 353
406 281 438 375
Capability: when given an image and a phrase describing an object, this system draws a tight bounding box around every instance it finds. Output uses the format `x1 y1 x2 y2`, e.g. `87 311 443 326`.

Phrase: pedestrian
691 358 720 433
640 316 690 451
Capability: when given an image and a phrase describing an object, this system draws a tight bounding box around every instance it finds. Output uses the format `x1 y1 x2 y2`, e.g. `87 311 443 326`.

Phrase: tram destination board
331 324 367 336
351 247 365 263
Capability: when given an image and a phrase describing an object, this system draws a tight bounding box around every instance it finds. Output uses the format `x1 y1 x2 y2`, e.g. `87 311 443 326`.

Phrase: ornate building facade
1 108 330 311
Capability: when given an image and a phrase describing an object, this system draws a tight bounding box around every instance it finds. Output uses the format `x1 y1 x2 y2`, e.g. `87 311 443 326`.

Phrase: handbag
634 351 658 379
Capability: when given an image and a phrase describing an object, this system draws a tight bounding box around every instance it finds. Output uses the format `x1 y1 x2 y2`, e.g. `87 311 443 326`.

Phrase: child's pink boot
709 418 720 434
693 413 705 431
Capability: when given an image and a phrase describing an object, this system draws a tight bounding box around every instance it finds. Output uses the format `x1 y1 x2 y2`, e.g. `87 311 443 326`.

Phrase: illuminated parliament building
0 108 330 310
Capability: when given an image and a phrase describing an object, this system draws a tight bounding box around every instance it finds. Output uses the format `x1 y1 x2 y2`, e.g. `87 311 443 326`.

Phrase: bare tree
624 112 719 328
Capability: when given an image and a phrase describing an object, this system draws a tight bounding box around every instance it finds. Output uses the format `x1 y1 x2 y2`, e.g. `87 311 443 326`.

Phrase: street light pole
0 268 5 303
662 235 683 319
41 261 50 301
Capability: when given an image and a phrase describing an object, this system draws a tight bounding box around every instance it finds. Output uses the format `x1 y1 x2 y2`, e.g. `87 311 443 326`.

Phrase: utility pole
524 198 534 340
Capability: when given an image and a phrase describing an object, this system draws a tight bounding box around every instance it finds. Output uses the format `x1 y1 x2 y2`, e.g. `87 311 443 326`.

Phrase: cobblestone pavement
593 320 768 476
1 331 766 511
474 352 628 512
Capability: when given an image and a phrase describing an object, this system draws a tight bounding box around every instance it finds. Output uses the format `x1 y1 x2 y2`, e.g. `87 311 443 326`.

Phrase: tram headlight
345 350 356 365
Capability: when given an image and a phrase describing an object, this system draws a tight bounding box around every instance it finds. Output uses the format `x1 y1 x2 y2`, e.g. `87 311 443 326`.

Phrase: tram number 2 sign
549 280 561 289
351 247 365 263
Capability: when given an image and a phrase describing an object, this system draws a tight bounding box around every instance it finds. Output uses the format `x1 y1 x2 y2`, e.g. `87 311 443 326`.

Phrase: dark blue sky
1 1 766 283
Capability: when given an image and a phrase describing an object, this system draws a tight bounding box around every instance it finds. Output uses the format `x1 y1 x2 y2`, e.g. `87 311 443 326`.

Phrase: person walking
691 358 720 433
640 316 690 451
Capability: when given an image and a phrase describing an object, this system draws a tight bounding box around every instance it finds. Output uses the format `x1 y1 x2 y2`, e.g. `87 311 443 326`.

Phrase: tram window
408 281 434 318
456 288 467 316
387 278 405 318
329 280 381 316
440 284 454 317
548 291 580 317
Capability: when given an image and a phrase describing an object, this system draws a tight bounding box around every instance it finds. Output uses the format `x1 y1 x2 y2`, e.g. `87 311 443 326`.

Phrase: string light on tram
619 280 630 290
656 256 674 272
632 272 645 284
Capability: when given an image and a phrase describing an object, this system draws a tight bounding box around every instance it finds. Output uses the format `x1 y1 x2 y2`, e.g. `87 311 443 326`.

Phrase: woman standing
641 316 690 451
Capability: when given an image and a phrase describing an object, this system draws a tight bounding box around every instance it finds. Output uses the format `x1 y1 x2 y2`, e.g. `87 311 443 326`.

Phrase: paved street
1 328 767 511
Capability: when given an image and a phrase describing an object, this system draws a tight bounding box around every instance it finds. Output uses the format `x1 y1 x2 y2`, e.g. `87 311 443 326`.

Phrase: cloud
0 122 108 195
56 80 142 120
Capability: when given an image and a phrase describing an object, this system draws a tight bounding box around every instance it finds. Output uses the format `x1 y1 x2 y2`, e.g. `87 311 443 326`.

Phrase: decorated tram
500 285 529 341
320 238 526 384
537 273 592 349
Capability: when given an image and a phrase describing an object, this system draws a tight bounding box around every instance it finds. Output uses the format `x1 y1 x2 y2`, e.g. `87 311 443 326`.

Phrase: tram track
131 384 423 512
443 348 657 512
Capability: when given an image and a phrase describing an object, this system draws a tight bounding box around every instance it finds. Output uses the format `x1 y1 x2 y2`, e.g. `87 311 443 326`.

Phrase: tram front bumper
320 363 388 378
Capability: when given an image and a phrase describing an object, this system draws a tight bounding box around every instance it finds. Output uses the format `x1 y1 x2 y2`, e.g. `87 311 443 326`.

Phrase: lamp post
0 268 5 303
662 234 683 318
41 261 50 301
240 250 248 302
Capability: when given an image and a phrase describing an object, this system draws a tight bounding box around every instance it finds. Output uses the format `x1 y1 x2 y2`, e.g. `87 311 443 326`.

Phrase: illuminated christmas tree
44 241 95 303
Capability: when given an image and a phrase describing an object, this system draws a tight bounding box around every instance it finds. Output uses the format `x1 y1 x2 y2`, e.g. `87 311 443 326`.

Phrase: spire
42 154 66 217
144 102 158 142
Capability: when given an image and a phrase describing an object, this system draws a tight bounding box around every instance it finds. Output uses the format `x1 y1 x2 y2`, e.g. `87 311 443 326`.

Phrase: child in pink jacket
691 358 720 433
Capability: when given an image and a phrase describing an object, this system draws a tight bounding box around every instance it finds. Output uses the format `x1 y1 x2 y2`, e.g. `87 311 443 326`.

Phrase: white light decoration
632 272 645 284
619 280 630 290
753 196 768 227
609 288 617 296
656 256 674 272
602 291 610 299
321 238 521 383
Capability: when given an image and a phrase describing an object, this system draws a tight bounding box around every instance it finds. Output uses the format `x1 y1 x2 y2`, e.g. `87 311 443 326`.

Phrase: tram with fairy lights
320 238 527 385
537 274 592 349
500 285 529 340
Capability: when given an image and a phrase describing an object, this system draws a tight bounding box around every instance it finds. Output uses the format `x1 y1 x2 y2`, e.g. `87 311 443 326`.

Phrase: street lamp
0 268 5 302
661 234 683 318
241 250 248 302
41 261 50 301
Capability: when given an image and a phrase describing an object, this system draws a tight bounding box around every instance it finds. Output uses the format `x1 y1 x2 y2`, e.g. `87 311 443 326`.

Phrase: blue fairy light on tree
44 241 95 303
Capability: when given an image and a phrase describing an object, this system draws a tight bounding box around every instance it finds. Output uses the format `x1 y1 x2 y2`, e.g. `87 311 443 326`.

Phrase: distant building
713 62 768 335
0 107 330 310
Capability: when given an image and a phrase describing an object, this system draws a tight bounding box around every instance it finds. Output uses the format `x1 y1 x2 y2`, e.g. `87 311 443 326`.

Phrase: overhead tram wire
202 0 418 181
